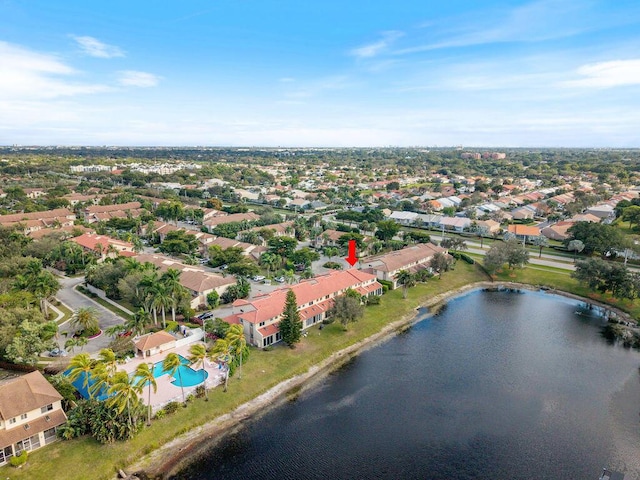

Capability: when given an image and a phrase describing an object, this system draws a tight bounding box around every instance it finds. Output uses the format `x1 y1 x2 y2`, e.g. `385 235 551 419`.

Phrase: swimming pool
146 354 208 388
64 370 111 401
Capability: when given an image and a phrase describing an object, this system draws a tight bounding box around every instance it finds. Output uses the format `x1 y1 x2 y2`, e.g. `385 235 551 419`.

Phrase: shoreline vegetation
8 262 638 480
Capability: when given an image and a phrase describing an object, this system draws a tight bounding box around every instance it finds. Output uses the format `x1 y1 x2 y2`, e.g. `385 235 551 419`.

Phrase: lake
174 289 640 480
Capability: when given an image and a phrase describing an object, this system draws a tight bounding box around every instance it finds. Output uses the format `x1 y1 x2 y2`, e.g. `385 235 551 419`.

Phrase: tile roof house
223 269 383 348
541 221 574 241
439 216 472 232
0 208 76 234
83 201 145 224
70 233 136 261
134 331 177 358
0 371 67 466
361 243 448 288
135 253 237 308
507 224 541 241
203 212 260 231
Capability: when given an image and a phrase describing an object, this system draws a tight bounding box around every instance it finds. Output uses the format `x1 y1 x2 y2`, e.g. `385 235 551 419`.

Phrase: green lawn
75 286 134 321
10 261 640 479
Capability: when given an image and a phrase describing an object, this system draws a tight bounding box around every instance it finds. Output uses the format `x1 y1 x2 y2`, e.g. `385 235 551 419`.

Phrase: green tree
66 353 95 396
531 235 549 258
162 352 186 404
210 338 231 392
71 307 100 337
622 205 640 229
565 222 628 256
279 290 301 348
161 268 185 323
328 294 364 329
226 324 248 379
567 239 585 262
395 270 416 299
188 343 209 398
5 320 57 365
267 236 298 258
107 371 143 432
135 362 158 425
375 220 400 243
430 252 454 278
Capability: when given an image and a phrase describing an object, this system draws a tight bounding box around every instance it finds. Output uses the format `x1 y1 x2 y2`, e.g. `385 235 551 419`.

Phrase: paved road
56 276 127 355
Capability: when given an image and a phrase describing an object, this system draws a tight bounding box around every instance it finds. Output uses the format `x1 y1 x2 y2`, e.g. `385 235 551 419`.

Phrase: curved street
56 276 127 355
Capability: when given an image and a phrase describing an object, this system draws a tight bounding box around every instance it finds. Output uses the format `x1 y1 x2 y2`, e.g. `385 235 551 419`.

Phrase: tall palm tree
151 283 171 329
395 270 415 299
161 268 184 323
88 362 110 399
135 363 157 426
139 271 160 325
188 343 209 400
98 348 118 376
67 353 95 396
162 352 186 404
226 324 248 380
107 371 143 433
126 308 150 337
70 307 100 336
210 338 232 392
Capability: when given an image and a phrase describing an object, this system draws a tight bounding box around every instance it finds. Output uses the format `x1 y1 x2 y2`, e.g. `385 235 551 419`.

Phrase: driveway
56 276 127 355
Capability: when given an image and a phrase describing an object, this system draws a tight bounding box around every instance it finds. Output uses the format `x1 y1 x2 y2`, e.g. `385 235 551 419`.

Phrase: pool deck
119 342 226 409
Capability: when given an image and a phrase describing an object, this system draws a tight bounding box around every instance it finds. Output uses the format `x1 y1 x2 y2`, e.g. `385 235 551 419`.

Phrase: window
8 417 16 425
21 413 27 420
41 404 53 414
0 446 13 464
259 321 265 327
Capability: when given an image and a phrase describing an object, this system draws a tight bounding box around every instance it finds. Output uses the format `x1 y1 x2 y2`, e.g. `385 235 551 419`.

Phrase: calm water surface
175 290 640 480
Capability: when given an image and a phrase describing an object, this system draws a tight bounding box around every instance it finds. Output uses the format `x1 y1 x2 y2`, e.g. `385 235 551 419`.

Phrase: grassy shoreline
8 262 639 480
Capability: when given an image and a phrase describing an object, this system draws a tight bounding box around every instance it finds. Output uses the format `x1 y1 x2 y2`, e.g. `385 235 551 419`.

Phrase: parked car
49 348 68 357
274 276 285 283
252 275 266 282
197 311 215 321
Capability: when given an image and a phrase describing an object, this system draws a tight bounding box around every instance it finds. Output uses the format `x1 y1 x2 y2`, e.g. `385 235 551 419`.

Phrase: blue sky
1 0 640 147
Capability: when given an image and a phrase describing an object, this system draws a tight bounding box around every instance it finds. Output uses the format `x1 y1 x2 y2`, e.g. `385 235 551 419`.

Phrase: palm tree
396 270 415 299
210 338 232 392
98 348 118 376
107 371 143 433
126 308 150 337
161 268 184 323
139 271 160 325
70 307 100 336
135 363 157 426
162 353 186 404
226 324 248 380
88 362 110 399
188 343 209 400
67 353 94 396
151 283 171 329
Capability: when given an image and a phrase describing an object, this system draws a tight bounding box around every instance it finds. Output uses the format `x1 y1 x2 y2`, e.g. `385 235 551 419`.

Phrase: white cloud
564 59 640 88
350 31 403 59
0 41 110 100
117 71 160 88
72 35 124 58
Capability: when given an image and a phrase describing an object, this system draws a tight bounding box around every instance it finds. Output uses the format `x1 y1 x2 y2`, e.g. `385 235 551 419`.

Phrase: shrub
366 295 381 305
195 385 206 398
163 401 180 415
322 261 343 270
9 450 27 467
186 394 195 403
165 321 179 333
153 410 166 420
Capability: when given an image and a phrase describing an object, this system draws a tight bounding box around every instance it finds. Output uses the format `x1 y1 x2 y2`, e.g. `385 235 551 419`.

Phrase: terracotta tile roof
179 270 236 293
204 212 260 227
0 409 67 450
71 233 133 253
0 208 75 224
0 371 63 420
258 323 280 337
507 224 541 237
84 201 142 214
361 243 447 273
134 331 176 351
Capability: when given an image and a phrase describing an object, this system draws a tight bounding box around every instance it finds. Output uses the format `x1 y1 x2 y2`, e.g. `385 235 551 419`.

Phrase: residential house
586 204 616 223
83 201 145 224
389 211 419 225
134 253 237 309
474 219 501 235
541 221 575 241
223 269 383 348
439 216 471 233
507 224 541 242
0 208 76 234
0 371 67 466
134 331 177 358
203 212 261 231
361 243 448 288
70 233 136 260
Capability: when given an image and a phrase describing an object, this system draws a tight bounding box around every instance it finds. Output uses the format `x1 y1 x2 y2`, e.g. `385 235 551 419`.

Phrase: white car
252 275 266 282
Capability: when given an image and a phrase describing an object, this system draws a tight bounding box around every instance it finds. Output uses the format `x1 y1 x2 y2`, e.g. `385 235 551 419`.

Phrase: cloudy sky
1 0 640 147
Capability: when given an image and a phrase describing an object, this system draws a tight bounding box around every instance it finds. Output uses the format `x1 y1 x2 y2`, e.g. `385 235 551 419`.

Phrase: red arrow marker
345 239 358 267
